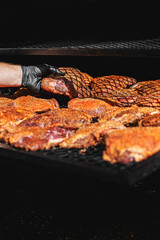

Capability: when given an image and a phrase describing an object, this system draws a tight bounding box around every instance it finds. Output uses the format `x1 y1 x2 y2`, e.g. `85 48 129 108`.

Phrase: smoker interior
1 54 160 185
1 53 160 238
1 54 160 182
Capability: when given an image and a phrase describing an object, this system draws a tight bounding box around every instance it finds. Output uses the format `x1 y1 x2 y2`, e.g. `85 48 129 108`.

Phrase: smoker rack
1 140 160 186
1 38 160 56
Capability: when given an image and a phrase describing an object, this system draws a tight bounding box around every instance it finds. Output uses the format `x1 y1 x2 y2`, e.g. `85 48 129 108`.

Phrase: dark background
0 0 160 45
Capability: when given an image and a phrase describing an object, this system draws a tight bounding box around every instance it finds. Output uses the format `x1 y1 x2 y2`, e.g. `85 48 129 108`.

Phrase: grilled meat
99 106 159 126
41 76 77 99
10 95 59 113
81 72 93 86
41 69 138 105
100 89 138 107
18 108 92 129
68 98 113 117
139 113 160 126
41 67 92 98
59 67 93 88
103 127 160 164
0 106 35 131
0 97 13 107
129 80 160 108
136 95 160 108
131 80 160 96
60 121 125 149
91 75 137 98
3 126 74 151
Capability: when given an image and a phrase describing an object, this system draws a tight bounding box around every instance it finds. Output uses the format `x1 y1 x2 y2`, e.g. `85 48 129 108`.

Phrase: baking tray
0 141 160 186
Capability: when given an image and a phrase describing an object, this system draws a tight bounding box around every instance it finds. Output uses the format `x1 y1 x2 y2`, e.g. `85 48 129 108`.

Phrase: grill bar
1 38 160 56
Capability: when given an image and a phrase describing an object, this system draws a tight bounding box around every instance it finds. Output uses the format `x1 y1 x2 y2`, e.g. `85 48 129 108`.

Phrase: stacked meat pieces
1 66 160 165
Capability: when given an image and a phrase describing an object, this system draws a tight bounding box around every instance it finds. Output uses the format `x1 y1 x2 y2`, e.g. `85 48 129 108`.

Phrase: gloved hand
21 64 64 94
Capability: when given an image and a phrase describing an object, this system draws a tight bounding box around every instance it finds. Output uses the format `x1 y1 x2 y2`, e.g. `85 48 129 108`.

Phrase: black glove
21 64 64 94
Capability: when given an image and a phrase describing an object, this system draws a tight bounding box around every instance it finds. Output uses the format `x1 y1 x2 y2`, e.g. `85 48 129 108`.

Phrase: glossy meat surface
99 106 159 126
131 80 160 107
60 121 125 149
91 75 137 97
131 80 160 96
136 95 160 108
68 98 113 117
102 89 138 107
3 126 74 151
103 127 160 164
18 108 92 129
81 72 93 86
59 67 93 89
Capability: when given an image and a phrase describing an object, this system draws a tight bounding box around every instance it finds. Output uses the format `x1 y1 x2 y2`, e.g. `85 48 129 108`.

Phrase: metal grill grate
1 38 160 56
1 141 160 185
21 38 160 50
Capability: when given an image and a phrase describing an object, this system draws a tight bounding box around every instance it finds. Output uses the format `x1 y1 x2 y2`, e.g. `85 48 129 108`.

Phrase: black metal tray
0 141 160 186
